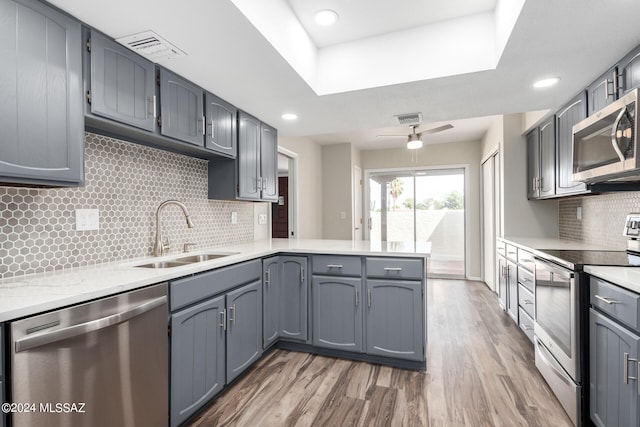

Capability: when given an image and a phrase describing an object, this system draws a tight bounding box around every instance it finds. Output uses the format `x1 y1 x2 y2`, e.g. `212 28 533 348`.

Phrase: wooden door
272 177 289 238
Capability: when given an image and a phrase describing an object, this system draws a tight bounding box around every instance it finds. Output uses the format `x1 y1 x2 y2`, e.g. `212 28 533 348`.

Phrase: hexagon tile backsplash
0 133 255 279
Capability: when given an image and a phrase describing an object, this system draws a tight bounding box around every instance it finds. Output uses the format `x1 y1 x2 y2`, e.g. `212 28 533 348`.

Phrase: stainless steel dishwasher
9 283 168 427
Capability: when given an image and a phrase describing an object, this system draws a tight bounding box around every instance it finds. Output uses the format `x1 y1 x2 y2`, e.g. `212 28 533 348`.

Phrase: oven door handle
535 337 572 387
14 296 167 353
534 257 574 279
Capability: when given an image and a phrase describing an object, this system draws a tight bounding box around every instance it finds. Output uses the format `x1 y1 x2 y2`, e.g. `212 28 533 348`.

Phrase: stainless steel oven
534 257 581 426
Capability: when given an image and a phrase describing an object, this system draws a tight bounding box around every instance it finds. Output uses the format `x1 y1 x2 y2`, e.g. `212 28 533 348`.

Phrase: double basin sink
134 253 237 269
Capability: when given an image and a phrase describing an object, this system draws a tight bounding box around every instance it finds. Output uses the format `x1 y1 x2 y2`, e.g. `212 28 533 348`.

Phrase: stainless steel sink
132 252 237 269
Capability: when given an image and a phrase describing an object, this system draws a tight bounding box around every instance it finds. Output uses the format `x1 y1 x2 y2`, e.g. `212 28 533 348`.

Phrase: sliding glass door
368 168 466 278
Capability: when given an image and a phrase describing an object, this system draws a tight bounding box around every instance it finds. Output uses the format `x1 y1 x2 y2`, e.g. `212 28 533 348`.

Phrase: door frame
276 146 299 239
481 146 500 292
364 165 471 279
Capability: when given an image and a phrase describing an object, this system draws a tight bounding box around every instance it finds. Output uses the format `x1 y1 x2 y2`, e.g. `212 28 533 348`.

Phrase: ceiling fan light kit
377 123 453 149
407 134 423 149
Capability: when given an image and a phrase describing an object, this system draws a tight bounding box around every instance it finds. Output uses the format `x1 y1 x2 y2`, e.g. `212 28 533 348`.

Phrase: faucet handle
162 235 170 254
183 243 196 253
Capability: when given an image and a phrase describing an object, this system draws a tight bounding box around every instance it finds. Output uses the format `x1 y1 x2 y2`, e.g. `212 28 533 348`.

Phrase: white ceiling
46 0 640 150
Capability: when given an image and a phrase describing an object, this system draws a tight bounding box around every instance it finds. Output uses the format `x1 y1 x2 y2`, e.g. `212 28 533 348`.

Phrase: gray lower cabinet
506 260 518 322
0 0 84 186
262 256 281 348
555 92 588 196
171 295 225 427
205 92 237 158
159 68 204 146
226 281 263 383
88 30 156 132
589 308 640 427
365 279 424 361
280 256 308 342
497 254 508 310
312 276 363 352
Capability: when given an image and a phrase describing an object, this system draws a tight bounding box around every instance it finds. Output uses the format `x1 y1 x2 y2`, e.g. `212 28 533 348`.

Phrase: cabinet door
555 92 588 196
226 280 263 383
312 276 363 352
171 295 226 427
507 260 518 322
587 66 618 115
365 280 424 361
205 92 237 157
590 309 640 427
262 256 280 348
280 256 308 342
526 130 540 199
237 111 261 200
498 255 507 310
538 117 556 198
620 46 640 94
159 68 204 146
0 0 83 186
260 122 279 202
89 31 156 132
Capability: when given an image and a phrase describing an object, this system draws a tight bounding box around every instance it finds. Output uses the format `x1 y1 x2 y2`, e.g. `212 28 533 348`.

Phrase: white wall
361 140 482 280
278 136 323 239
322 143 354 239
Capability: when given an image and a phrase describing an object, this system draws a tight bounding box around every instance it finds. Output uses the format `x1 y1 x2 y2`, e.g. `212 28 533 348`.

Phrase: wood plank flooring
188 279 572 426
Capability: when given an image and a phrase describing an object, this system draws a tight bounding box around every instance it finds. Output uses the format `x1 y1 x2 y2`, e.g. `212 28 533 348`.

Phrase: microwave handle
611 107 629 162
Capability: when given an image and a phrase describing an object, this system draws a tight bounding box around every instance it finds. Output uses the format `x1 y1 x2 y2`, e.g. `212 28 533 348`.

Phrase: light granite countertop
584 266 640 294
501 236 616 252
0 239 431 322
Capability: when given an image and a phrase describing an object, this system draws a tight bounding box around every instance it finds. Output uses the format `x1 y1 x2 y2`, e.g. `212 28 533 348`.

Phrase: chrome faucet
153 200 194 256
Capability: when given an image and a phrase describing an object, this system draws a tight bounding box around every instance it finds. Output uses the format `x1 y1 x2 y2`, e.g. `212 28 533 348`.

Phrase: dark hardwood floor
188 279 572 426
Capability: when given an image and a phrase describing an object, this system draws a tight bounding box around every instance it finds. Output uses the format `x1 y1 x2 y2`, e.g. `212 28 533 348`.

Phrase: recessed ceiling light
533 77 560 89
281 113 298 120
314 9 339 26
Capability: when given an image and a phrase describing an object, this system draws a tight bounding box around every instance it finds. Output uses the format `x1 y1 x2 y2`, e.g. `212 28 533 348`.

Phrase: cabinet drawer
590 277 640 332
312 255 361 276
518 308 535 343
506 244 518 262
517 266 534 293
366 257 424 280
517 249 535 273
518 284 535 319
496 240 506 257
170 260 261 311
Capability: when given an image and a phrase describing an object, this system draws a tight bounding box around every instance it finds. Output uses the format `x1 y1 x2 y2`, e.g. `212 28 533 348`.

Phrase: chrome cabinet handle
595 294 621 305
300 267 305 283
327 264 343 269
220 309 227 331
521 324 533 331
265 269 270 286
355 288 359 307
604 77 615 100
15 296 167 353
624 352 638 384
211 118 215 141
383 267 402 272
523 300 533 305
201 115 206 136
367 289 372 308
257 177 262 191
229 304 236 326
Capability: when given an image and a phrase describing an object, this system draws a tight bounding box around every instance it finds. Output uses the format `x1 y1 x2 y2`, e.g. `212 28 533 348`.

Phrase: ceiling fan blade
418 124 453 135
376 134 408 138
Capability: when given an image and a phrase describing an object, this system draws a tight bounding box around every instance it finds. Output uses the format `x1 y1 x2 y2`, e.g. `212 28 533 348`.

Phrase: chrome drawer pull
595 295 621 305
327 264 343 269
521 324 533 331
624 352 639 384
523 300 533 305
383 267 402 272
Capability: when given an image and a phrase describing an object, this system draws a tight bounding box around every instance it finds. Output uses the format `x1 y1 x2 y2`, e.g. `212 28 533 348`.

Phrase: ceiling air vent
395 112 422 125
115 31 186 61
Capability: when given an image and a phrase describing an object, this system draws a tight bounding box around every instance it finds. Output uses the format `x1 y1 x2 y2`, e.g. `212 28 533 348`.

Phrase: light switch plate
231 211 238 224
576 206 582 220
76 209 99 231
258 214 267 225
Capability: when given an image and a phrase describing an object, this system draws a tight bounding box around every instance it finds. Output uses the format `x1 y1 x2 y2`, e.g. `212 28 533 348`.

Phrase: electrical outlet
576 206 582 220
76 209 99 231
258 214 267 225
231 211 238 224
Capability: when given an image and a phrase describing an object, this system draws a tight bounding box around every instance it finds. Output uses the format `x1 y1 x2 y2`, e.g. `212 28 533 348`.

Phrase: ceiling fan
377 124 453 149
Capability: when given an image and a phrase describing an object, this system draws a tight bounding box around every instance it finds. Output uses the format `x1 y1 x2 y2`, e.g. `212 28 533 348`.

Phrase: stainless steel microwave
573 88 639 183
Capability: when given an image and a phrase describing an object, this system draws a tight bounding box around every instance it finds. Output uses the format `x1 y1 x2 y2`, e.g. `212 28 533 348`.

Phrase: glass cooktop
538 249 640 267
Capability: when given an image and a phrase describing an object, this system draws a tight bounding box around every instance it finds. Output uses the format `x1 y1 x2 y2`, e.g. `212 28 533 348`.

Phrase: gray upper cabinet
280 256 308 342
0 0 83 186
589 309 640 427
205 92 237 158
538 117 556 198
526 129 540 199
88 31 156 132
620 45 640 94
171 295 226 427
238 112 261 200
226 280 263 383
260 123 279 202
555 92 588 196
159 68 204 146
263 256 280 348
587 66 619 115
365 279 424 361
312 276 363 352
